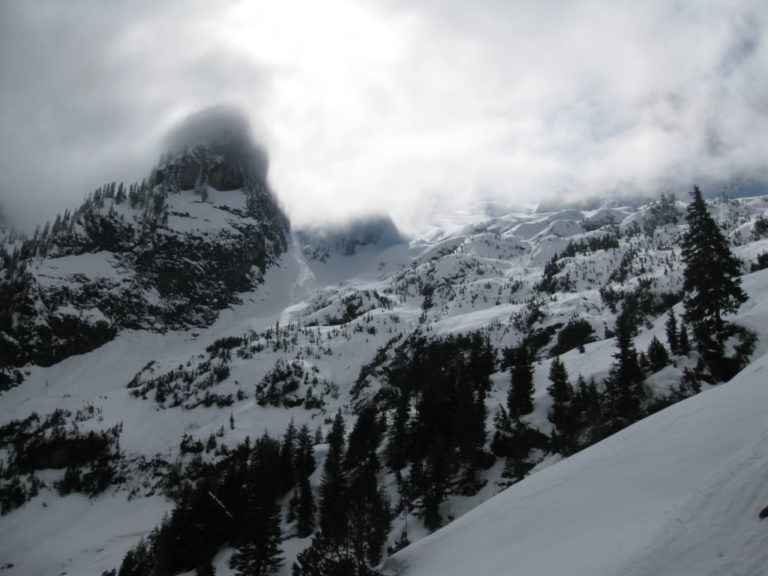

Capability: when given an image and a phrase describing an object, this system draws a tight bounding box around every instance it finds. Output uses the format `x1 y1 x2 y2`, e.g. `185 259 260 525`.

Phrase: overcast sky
1 0 767 232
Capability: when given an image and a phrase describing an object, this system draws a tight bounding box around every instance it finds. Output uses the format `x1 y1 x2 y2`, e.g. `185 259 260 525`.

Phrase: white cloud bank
1 0 767 232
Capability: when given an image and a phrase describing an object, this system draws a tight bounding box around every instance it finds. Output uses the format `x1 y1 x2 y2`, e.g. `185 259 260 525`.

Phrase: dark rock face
1 199 288 378
298 215 405 262
151 140 263 191
132 215 284 326
0 107 289 383
150 106 269 192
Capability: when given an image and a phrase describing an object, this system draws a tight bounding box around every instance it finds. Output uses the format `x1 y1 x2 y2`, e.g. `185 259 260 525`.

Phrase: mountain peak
152 105 269 191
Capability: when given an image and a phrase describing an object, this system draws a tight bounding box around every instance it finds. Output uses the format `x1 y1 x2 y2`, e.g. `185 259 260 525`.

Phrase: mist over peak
153 106 270 191
297 213 406 259
165 106 254 153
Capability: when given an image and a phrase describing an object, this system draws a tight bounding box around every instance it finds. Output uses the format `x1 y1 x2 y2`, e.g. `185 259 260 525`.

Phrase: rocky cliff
0 108 289 386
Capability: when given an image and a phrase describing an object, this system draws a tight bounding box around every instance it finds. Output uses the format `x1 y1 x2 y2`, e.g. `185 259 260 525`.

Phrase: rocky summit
150 106 271 192
0 108 289 386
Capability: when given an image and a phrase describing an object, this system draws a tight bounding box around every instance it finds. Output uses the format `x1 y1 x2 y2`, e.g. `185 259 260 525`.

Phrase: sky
1 0 767 233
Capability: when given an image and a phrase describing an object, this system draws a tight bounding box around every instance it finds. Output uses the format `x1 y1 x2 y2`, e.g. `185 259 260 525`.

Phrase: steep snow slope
384 351 768 576
2 194 768 575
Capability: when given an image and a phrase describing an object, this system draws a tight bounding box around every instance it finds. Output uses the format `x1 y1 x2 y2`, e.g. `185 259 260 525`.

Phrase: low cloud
1 0 766 233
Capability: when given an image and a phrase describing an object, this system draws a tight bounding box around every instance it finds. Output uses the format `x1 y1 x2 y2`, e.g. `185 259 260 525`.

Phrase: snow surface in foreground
384 353 768 576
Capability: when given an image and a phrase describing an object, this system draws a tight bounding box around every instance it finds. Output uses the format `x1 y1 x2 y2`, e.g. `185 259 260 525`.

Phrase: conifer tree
678 323 690 356
345 405 381 471
601 305 645 434
571 374 601 438
347 461 390 567
230 436 284 576
295 474 315 538
547 357 571 409
385 390 410 471
118 537 153 576
319 412 348 544
230 496 283 576
665 309 678 354
296 409 390 574
279 420 297 493
296 424 316 478
681 367 702 395
681 186 747 354
421 439 449 531
490 405 514 458
547 357 574 453
452 372 486 495
293 424 316 537
638 351 650 374
503 418 547 482
646 336 669 373
507 344 534 417
292 533 364 576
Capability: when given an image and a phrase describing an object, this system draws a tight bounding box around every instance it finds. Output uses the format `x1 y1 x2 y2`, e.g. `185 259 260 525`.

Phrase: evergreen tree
295 474 316 538
547 357 571 408
385 390 410 471
118 537 153 576
601 305 645 434
665 309 678 354
294 424 316 538
296 424 316 478
681 367 702 395
294 410 390 575
571 375 601 438
490 405 514 458
230 502 283 576
452 368 487 495
230 437 284 576
318 412 348 544
279 419 298 493
347 464 390 567
343 405 391 566
293 533 374 576
681 186 747 356
646 336 669 373
345 405 381 472
421 438 449 531
547 357 574 453
491 405 548 480
678 323 690 356
507 344 534 417
503 418 547 482
638 351 650 374
115 182 126 204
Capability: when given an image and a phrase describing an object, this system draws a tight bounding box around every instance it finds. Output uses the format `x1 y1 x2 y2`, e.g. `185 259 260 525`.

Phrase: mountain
297 214 406 262
2 120 768 575
383 323 768 576
151 106 270 193
0 107 289 387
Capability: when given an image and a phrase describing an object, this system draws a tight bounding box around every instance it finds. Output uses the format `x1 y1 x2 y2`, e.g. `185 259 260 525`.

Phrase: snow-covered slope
0 135 289 384
384 348 768 576
2 185 768 575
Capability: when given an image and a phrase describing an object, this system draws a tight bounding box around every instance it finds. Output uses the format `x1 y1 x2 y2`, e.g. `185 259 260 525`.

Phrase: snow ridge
2 193 768 575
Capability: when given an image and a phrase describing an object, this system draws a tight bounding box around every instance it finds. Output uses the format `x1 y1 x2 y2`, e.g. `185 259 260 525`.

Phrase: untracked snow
3 195 768 575
383 351 768 576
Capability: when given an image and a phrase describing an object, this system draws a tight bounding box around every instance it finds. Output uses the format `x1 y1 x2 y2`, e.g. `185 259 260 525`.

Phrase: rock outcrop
0 107 289 386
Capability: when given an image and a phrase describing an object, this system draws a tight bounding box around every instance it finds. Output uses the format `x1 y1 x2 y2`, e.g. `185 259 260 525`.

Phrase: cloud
0 0 271 230
1 0 767 233
165 106 253 152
